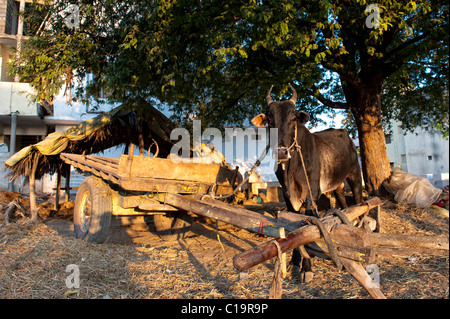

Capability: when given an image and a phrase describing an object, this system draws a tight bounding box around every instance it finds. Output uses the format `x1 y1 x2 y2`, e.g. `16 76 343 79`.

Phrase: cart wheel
153 212 193 241
73 176 112 243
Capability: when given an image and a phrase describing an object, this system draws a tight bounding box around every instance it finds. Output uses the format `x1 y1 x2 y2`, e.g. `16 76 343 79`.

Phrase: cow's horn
266 85 274 105
288 83 297 105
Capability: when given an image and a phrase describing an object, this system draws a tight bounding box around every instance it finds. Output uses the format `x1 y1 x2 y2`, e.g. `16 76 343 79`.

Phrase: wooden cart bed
60 152 235 194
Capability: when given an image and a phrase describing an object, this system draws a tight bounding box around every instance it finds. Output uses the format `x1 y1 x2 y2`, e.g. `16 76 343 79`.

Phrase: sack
383 169 442 207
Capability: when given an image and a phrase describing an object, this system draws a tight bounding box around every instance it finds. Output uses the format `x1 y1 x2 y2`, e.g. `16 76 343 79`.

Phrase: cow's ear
251 113 267 128
295 111 310 124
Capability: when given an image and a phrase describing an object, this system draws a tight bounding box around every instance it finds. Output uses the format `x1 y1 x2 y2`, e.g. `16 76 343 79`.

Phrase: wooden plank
370 233 449 251
340 257 386 299
88 155 120 165
373 246 449 258
325 225 374 264
60 153 236 195
117 155 223 183
125 145 134 177
329 224 371 247
158 192 281 238
118 177 212 193
313 239 375 264
117 194 178 212
86 155 119 168
60 153 120 178
233 197 382 272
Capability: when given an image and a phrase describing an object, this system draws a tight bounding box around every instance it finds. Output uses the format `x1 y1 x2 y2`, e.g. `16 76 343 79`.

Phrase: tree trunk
29 155 39 222
344 79 391 195
355 110 391 195
54 170 61 212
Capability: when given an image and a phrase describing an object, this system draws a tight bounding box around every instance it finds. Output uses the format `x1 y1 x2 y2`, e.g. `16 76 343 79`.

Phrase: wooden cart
60 151 241 242
60 152 448 299
60 151 375 241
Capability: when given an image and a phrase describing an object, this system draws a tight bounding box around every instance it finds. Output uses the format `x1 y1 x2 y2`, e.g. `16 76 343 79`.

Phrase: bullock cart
60 151 448 299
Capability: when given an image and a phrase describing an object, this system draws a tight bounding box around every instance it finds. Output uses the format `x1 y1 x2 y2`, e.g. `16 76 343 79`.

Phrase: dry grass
0 193 448 299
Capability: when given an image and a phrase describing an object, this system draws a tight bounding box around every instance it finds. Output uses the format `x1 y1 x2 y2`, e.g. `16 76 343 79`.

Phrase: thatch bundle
4 98 176 180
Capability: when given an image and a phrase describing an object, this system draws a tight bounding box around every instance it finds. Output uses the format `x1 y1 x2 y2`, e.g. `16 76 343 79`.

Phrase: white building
0 0 122 192
0 80 121 193
385 120 449 188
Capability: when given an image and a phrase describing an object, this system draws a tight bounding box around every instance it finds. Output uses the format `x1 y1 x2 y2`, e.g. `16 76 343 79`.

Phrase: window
85 73 111 113
385 134 392 144
428 156 433 161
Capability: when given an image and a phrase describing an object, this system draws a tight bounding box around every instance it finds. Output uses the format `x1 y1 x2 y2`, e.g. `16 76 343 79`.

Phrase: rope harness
203 121 347 299
278 121 347 272
269 240 283 299
279 121 319 216
205 143 271 200
300 215 343 270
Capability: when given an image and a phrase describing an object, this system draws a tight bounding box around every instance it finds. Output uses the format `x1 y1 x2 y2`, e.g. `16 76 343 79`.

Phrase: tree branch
382 30 431 65
321 59 361 87
311 86 349 110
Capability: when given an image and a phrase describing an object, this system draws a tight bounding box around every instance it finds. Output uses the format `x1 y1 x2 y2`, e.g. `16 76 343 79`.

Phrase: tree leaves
7 0 448 136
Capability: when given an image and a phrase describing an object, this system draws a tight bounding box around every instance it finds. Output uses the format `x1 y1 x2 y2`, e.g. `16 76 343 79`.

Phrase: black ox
252 84 363 282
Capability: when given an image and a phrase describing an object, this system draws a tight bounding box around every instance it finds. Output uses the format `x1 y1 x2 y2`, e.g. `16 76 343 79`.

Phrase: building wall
385 123 408 171
0 0 6 33
385 120 449 188
0 81 37 115
0 43 15 82
404 126 449 179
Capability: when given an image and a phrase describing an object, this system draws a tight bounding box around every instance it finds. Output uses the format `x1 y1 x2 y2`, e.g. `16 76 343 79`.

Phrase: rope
280 121 319 215
303 216 343 270
205 143 271 200
257 219 268 237
325 208 352 226
269 240 283 299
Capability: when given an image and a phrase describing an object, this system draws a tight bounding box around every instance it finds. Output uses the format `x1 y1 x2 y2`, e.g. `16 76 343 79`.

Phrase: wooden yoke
233 197 382 272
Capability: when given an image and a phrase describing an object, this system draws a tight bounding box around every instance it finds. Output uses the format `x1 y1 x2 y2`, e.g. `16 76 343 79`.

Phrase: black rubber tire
153 212 193 241
73 176 112 243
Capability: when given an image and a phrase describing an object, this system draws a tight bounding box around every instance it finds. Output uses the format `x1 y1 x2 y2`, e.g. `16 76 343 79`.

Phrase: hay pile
4 98 176 181
0 194 448 299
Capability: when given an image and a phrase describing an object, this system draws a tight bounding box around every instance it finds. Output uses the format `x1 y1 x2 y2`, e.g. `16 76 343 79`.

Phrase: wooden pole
126 144 135 177
370 233 448 251
340 257 386 299
159 193 281 238
279 227 287 279
29 155 39 222
64 166 71 202
233 197 382 272
54 170 61 211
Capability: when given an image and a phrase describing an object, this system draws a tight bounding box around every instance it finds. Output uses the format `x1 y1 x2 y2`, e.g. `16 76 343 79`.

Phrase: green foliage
8 0 449 136
381 34 449 138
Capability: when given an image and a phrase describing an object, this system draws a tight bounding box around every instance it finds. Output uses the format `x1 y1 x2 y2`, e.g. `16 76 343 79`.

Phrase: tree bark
54 170 61 212
343 78 391 195
29 155 39 222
